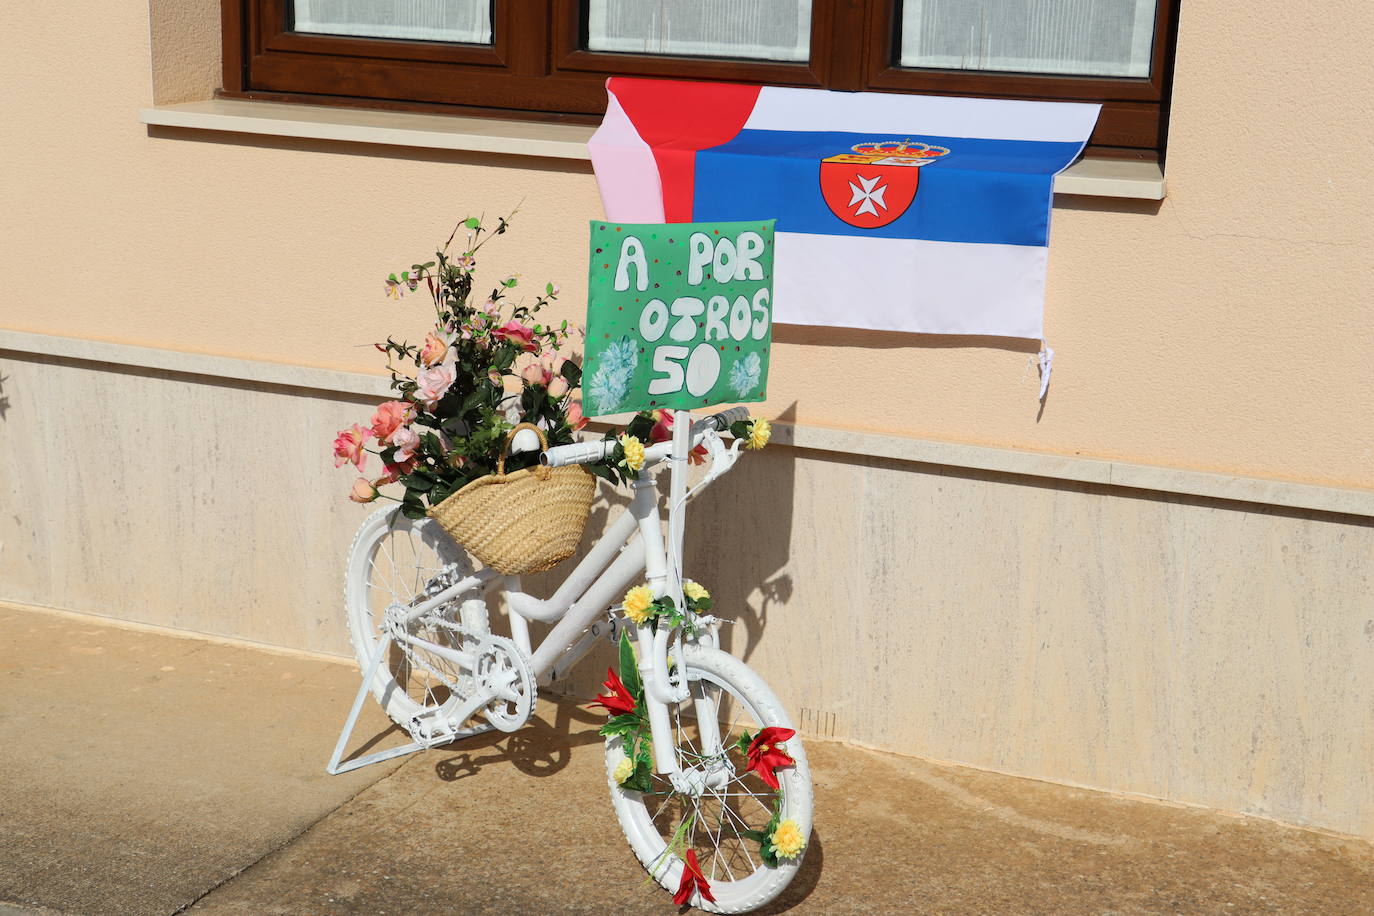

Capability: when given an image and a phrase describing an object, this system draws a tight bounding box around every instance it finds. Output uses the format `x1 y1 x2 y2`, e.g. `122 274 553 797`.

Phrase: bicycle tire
605 644 813 913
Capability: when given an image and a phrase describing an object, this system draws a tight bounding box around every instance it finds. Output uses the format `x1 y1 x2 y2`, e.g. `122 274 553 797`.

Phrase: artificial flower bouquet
331 213 587 522
331 211 774 564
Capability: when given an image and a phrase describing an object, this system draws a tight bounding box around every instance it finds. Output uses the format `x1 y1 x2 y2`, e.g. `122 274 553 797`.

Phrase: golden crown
848 139 950 160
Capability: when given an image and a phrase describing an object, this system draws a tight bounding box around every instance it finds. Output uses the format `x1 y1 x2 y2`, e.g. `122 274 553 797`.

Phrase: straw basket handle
498 422 551 478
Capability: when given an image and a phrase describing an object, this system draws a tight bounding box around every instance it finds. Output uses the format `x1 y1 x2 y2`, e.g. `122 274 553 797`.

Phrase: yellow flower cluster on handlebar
619 581 712 634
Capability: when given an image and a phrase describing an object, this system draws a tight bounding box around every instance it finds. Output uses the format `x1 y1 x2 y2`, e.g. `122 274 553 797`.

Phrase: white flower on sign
588 337 638 415
729 351 761 398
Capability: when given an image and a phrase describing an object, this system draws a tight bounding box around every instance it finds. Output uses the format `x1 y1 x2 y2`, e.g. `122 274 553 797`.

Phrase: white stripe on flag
746 86 1101 146
773 231 1049 338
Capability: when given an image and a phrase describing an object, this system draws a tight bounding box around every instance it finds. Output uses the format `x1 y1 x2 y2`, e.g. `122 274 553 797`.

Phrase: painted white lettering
639 299 669 342
711 236 737 284
687 232 713 286
705 295 729 341
751 287 770 340
648 346 689 395
729 295 751 341
685 343 721 396
669 297 705 342
614 235 649 292
735 231 764 280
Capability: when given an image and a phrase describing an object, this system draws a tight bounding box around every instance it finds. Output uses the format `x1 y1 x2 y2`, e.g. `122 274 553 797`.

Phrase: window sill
139 99 1166 201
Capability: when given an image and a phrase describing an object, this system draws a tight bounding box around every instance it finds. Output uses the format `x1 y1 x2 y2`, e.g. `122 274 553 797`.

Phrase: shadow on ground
4 604 1373 916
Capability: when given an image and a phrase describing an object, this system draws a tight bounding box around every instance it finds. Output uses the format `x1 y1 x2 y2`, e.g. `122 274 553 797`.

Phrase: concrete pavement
2 603 1372 915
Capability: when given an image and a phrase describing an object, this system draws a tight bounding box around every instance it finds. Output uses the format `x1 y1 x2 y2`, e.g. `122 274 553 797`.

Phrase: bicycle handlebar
540 438 615 468
697 405 750 433
540 407 752 468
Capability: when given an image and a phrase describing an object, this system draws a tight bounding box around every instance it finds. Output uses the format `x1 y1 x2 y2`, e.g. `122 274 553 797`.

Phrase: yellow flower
771 818 805 859
746 418 771 450
622 585 656 625
619 434 646 473
613 756 635 785
683 581 710 603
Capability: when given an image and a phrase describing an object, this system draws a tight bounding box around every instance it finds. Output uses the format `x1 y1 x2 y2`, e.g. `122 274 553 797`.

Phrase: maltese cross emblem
818 140 950 229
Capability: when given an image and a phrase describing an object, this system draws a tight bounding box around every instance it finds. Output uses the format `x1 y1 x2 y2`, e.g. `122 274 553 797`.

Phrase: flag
588 78 1099 366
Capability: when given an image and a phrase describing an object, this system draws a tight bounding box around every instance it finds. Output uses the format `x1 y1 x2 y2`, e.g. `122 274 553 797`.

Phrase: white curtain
292 0 491 44
588 0 812 63
900 0 1158 78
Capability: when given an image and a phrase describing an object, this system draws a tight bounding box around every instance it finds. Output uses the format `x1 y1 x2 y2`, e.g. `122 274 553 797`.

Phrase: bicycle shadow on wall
684 401 798 665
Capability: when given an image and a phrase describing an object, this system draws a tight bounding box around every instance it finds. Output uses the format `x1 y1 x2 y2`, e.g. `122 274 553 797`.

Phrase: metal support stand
326 632 493 775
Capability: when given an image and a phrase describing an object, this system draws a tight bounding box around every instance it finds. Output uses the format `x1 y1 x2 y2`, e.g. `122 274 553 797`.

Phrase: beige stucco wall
2 350 1371 840
2 0 1373 842
2 1 1372 490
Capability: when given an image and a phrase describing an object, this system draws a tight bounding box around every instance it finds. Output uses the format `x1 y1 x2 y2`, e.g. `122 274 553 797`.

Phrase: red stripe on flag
606 78 762 223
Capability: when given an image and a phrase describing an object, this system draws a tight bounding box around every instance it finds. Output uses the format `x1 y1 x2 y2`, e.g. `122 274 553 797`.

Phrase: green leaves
730 420 751 440
738 803 783 867
463 216 481 230
598 713 642 740
617 630 642 703
620 753 653 793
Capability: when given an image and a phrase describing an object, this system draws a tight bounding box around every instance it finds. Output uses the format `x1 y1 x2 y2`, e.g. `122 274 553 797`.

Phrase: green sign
582 219 774 417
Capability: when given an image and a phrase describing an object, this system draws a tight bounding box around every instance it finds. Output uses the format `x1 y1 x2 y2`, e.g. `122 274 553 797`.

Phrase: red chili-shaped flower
746 726 796 790
673 849 715 906
588 667 636 716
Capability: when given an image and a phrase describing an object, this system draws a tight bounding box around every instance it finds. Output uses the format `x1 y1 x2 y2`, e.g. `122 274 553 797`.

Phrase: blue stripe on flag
692 130 1082 247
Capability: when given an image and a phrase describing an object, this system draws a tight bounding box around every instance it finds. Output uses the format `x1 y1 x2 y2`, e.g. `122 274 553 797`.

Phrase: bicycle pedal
407 709 459 745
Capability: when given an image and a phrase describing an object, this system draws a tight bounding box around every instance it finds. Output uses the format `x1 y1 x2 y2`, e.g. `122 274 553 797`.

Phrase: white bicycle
330 407 813 913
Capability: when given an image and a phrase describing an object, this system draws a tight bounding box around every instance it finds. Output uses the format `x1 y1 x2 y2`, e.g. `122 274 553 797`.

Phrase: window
223 1 1179 154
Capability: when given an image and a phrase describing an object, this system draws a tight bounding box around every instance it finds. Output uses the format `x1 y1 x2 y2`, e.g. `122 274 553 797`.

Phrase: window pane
899 0 1157 78
292 0 492 44
587 0 812 63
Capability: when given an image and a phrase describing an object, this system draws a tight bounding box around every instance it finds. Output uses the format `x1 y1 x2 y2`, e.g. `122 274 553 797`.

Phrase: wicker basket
427 423 595 575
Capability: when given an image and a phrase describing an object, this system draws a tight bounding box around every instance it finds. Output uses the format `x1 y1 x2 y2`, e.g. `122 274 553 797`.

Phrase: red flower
745 727 796 790
588 667 636 716
673 849 715 906
648 408 674 444
492 320 539 352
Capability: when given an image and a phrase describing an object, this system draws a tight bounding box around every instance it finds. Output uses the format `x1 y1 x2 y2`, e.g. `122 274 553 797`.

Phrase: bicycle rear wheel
343 505 490 730
606 644 813 914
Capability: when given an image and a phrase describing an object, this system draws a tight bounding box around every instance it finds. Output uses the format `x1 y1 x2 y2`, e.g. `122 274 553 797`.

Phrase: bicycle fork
632 413 726 776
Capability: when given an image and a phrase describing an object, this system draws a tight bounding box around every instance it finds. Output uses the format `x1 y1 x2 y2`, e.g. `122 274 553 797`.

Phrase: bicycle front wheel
606 645 813 914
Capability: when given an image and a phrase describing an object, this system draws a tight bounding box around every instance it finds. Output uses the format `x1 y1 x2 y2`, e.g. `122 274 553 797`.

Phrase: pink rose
547 376 569 398
566 400 588 431
370 400 415 444
487 367 504 387
390 426 420 463
415 363 456 409
420 332 449 367
493 321 538 353
349 477 379 503
333 424 371 471
521 361 551 387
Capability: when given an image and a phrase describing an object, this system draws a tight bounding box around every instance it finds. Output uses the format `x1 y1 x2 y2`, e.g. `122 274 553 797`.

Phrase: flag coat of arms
588 78 1099 344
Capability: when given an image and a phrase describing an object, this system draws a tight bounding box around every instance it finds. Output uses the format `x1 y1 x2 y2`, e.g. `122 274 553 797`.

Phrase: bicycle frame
329 411 743 775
